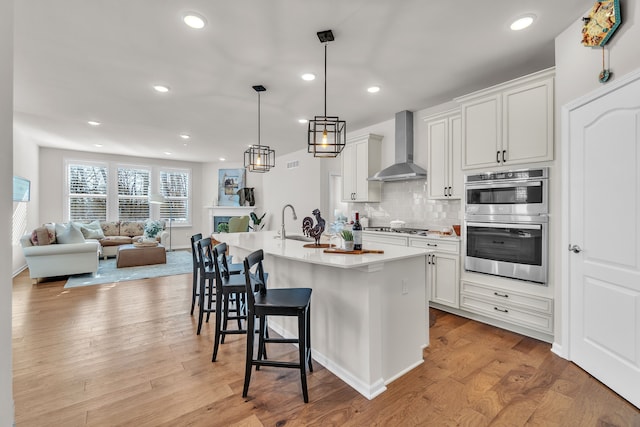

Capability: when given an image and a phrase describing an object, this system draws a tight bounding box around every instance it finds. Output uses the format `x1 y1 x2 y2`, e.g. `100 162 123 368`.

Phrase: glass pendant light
244 85 275 172
307 30 346 158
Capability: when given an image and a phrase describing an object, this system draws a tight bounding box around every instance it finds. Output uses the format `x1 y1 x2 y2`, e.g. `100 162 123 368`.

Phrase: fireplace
214 216 232 232
207 206 256 235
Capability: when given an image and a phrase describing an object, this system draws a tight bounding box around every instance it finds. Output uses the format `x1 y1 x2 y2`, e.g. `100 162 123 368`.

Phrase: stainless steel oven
464 214 548 284
464 167 549 284
465 168 548 216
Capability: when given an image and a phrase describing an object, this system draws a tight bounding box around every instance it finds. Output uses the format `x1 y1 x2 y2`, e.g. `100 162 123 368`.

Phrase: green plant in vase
340 230 355 251
249 212 266 231
217 222 229 233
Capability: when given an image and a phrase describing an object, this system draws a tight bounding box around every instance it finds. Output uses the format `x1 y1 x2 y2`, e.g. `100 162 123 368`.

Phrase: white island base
220 231 430 399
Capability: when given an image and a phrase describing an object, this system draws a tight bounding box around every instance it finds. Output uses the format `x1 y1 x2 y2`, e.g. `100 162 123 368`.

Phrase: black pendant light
244 85 275 172
307 30 346 158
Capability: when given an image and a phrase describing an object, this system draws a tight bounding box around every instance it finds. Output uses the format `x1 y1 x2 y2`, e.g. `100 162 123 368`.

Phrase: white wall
1 0 15 423
260 149 339 234
553 1 640 351
12 128 40 275
37 147 204 250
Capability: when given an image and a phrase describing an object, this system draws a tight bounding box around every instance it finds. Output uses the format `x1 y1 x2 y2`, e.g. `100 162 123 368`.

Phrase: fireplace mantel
205 206 256 234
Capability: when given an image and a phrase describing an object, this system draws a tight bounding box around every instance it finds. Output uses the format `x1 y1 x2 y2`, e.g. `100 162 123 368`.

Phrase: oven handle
465 181 542 190
466 222 542 230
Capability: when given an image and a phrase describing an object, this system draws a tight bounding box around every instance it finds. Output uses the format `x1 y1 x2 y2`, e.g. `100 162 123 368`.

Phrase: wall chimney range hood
368 110 427 182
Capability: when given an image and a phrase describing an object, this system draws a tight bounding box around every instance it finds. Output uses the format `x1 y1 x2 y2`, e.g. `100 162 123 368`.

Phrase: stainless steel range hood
368 110 427 182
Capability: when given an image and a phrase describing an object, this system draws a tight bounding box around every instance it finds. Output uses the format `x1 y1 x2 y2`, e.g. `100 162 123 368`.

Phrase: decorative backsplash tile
357 180 462 229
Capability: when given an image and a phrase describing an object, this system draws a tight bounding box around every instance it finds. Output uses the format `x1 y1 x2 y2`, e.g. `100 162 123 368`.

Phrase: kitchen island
216 231 431 399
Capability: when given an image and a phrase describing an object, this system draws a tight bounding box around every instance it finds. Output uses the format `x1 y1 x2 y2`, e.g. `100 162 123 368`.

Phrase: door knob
568 244 582 253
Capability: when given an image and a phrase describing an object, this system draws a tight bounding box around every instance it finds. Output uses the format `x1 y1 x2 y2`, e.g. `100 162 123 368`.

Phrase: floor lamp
149 193 172 251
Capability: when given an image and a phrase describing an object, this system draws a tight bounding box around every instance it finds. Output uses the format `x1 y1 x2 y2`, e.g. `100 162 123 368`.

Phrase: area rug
65 250 192 288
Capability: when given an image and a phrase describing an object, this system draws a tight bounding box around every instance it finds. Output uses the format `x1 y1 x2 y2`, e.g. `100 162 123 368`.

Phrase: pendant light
244 85 275 172
307 30 346 158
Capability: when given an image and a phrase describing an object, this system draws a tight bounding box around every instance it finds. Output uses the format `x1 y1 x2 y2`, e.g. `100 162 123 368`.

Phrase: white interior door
567 70 640 409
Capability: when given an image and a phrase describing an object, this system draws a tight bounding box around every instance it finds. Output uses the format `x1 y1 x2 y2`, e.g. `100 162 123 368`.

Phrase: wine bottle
353 212 362 251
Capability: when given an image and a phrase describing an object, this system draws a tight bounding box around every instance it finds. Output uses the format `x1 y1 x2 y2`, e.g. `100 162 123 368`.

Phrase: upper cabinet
424 109 462 199
456 68 554 170
341 133 383 202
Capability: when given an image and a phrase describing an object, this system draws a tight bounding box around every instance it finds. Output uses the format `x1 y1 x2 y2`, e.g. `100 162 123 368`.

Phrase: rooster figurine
302 208 325 246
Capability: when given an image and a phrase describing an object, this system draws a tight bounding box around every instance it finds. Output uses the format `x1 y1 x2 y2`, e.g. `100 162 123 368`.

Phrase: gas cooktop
364 226 430 235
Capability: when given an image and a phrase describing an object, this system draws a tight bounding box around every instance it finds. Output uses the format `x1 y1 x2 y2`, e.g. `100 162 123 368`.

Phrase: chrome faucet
281 204 297 239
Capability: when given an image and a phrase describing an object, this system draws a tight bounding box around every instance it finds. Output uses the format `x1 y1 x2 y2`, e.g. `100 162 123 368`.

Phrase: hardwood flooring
12 270 640 426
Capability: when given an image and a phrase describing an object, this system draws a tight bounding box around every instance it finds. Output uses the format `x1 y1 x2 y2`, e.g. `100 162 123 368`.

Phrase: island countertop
214 230 431 269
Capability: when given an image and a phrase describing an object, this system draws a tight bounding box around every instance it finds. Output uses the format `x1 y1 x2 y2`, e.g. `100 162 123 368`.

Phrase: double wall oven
464 168 549 284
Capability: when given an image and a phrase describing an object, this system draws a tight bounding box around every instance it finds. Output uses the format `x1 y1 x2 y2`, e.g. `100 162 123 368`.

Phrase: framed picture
218 168 245 206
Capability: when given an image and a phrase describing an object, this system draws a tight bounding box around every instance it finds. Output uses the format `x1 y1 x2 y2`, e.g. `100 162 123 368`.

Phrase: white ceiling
13 0 588 164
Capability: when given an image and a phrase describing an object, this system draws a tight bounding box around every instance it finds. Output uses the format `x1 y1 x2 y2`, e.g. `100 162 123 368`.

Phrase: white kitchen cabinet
424 109 462 199
457 68 554 170
362 232 408 247
410 237 460 309
341 133 382 202
459 281 553 334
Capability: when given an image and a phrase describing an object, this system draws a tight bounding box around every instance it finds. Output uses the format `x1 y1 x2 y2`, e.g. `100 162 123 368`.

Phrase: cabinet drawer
461 281 552 314
362 233 408 247
409 238 459 254
460 294 553 334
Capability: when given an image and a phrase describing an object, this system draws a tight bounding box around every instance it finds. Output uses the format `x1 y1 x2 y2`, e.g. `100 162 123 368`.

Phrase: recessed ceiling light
87 121 101 126
183 13 206 29
298 119 308 124
153 85 170 93
94 144 103 147
301 73 316 81
219 157 226 162
510 15 535 31
164 151 172 155
179 133 190 139
367 86 381 93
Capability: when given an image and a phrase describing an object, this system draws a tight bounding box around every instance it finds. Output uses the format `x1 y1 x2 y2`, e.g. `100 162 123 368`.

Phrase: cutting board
323 248 384 255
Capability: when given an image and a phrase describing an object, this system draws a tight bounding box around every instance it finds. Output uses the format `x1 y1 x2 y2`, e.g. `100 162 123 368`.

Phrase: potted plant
217 222 229 233
144 220 163 243
249 211 266 231
340 229 354 251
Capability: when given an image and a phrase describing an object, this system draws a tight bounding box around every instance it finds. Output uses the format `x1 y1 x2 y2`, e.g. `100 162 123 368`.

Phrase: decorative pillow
120 221 145 237
43 223 57 244
30 226 52 246
55 223 86 244
79 220 106 239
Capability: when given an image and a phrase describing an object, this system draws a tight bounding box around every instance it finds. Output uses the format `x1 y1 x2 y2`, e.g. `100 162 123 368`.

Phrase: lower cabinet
409 238 460 309
459 281 553 334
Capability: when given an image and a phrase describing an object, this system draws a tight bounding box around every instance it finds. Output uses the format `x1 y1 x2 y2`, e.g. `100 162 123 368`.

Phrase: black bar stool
189 233 203 316
242 249 313 403
211 242 249 361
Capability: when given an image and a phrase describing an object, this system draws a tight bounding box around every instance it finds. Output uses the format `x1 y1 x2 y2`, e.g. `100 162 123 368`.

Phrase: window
118 167 151 221
159 169 190 223
65 161 191 224
68 163 108 222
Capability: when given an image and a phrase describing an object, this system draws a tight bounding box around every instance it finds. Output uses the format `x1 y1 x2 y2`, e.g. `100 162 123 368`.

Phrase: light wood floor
12 270 640 426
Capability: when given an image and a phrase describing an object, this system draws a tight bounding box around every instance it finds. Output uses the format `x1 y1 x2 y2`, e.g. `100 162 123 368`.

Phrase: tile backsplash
356 180 462 229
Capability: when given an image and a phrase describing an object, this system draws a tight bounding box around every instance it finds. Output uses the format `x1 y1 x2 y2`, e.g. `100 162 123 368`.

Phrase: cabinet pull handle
496 151 500 163
444 186 447 196
494 307 509 313
494 292 509 298
448 186 452 197
427 243 438 247
502 150 506 163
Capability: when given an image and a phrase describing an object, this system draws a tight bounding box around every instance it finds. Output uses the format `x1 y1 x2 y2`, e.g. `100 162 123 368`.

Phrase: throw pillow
30 226 52 246
55 223 86 244
79 220 106 239
43 223 57 244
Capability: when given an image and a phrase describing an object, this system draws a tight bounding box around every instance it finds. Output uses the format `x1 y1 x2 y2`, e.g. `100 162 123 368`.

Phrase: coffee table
116 243 166 268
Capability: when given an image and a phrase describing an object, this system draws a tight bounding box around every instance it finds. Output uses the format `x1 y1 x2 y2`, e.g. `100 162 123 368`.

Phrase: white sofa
20 235 100 283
